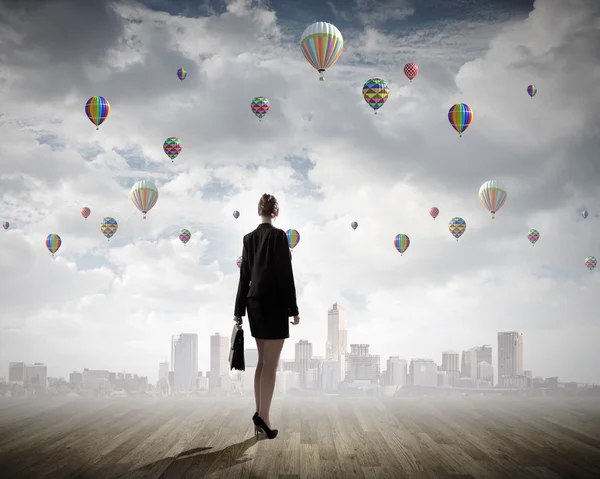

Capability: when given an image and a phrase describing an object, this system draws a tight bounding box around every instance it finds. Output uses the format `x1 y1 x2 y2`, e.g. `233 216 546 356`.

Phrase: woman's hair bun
258 193 279 218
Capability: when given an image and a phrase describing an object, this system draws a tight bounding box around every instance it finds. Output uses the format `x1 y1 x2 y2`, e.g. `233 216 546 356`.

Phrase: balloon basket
319 77 324 81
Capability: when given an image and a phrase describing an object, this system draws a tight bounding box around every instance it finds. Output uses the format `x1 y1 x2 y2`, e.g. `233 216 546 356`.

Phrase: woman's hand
233 316 242 326
290 315 300 325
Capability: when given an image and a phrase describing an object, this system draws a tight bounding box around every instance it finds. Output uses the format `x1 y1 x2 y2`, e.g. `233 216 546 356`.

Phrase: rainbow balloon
351 221 358 230
448 103 473 137
85 96 110 130
394 234 410 255
300 22 343 81
233 211 240 219
46 234 62 256
286 229 300 250
130 180 159 219
177 68 187 81
2 221 9 230
479 180 507 219
527 84 537 98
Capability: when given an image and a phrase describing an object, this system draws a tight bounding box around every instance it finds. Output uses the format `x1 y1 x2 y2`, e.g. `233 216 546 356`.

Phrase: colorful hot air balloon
582 210 588 219
448 217 466 240
394 234 410 256
362 78 389 114
85 96 110 130
100 217 118 240
2 221 9 230
585 256 596 271
351 221 358 230
233 210 240 219
236 256 243 268
404 62 418 81
130 180 159 219
527 84 537 98
179 229 191 245
251 97 270 121
300 22 343 81
527 229 540 246
479 180 507 219
429 207 439 219
286 229 300 250
163 137 182 162
177 68 187 81
46 234 61 256
81 207 91 219
448 103 473 137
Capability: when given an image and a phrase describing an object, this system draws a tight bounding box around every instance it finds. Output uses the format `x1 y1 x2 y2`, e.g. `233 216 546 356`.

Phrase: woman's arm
276 230 299 316
234 237 250 317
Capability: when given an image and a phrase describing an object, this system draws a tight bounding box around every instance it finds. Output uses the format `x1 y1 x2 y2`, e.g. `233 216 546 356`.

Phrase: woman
234 193 300 440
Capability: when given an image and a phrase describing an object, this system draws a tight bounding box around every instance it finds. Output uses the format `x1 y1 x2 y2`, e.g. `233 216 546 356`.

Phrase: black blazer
234 223 299 318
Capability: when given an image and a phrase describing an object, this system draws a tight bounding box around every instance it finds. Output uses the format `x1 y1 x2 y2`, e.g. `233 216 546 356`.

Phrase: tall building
158 361 169 382
409 359 437 387
327 302 347 381
294 340 313 387
172 333 199 392
386 356 407 387
498 332 523 385
8 362 25 382
346 344 380 382
209 333 230 390
25 363 47 391
441 351 460 385
460 349 478 378
320 360 341 391
472 345 492 373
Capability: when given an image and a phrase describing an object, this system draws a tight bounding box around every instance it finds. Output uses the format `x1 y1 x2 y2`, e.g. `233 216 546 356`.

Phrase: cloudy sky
0 0 598 385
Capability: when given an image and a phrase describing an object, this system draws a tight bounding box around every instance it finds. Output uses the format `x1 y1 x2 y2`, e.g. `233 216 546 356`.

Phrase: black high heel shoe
253 415 278 439
252 412 259 435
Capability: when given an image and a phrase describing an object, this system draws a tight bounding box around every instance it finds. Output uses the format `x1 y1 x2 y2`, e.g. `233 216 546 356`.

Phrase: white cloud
0 0 599 384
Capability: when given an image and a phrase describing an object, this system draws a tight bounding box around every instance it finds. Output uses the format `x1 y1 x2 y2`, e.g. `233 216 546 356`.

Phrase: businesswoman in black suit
234 193 300 440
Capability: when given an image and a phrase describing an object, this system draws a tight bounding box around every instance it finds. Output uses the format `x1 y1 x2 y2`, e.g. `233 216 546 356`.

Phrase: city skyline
0 0 598 385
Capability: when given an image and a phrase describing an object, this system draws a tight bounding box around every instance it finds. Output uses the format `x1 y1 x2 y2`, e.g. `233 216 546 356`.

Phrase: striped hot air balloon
351 221 358 230
46 234 62 256
177 68 187 81
2 221 9 230
286 229 300 250
394 234 410 256
479 180 507 219
85 96 110 130
300 22 343 81
130 180 159 219
448 103 473 137
527 84 537 98
233 211 240 219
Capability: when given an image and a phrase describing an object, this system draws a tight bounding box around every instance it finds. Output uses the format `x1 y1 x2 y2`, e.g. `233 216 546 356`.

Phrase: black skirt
247 297 289 339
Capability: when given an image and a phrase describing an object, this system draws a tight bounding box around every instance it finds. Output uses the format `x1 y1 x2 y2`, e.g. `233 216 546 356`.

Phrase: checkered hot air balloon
81 207 91 219
448 217 466 240
130 180 159 219
527 229 540 246
2 221 9 230
286 229 300 250
351 221 358 230
585 256 597 271
179 229 191 245
362 78 389 114
404 62 418 81
300 22 343 81
236 256 242 268
448 103 473 137
394 234 410 256
100 217 118 241
177 68 187 81
251 97 269 121
85 96 110 130
163 137 182 162
429 207 439 219
46 234 61 256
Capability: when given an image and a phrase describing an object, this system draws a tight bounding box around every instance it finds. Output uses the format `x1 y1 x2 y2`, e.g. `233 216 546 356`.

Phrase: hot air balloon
394 234 410 256
404 62 418 81
362 78 389 114
448 103 473 137
81 207 91 219
177 68 187 81
85 96 110 130
163 137 182 162
251 97 270 121
448 217 466 240
351 221 358 230
300 22 343 81
100 217 118 241
130 180 159 219
527 84 537 98
582 210 588 219
233 211 240 219
527 229 540 246
286 229 300 250
46 234 61 256
2 221 9 230
236 256 243 268
179 229 191 245
479 180 507 219
429 207 439 219
585 256 597 271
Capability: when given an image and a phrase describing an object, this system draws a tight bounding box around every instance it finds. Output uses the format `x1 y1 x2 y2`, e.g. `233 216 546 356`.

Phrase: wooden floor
0 396 599 478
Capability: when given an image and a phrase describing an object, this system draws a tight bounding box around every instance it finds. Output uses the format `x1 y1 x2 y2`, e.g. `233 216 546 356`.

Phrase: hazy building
209 333 229 391
473 345 492 374
437 370 449 387
172 333 199 392
386 356 407 387
441 351 460 386
69 371 83 386
347 344 380 382
295 340 313 387
25 363 47 391
275 370 299 395
320 360 341 391
82 368 111 395
498 331 523 385
460 349 478 379
327 302 347 381
158 361 169 382
478 361 494 387
8 362 25 382
409 359 437 387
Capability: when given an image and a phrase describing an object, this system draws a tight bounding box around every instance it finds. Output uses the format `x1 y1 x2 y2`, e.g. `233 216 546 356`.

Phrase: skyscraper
386 356 407 387
295 340 313 388
210 333 230 390
171 333 198 392
498 331 523 384
460 349 478 378
441 351 460 385
327 302 347 381
473 345 492 370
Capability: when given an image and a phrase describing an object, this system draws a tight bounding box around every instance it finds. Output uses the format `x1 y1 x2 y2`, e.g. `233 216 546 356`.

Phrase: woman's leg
258 338 284 429
254 338 265 413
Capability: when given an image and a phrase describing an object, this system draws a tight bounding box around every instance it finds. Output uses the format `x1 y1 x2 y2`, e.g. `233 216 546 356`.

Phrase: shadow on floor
130 435 262 477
